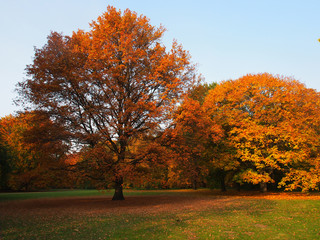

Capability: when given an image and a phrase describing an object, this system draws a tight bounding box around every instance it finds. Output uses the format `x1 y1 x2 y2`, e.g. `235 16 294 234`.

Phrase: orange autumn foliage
164 91 222 189
124 138 172 189
17 6 198 198
204 73 320 191
0 112 68 190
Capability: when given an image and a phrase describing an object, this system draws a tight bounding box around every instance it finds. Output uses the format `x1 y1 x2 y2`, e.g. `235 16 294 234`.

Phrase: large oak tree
17 6 197 199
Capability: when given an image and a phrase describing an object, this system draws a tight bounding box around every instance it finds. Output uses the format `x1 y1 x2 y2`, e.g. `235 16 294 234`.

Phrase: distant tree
125 137 172 189
204 73 320 192
0 112 68 191
188 83 235 191
188 82 217 104
162 83 221 189
17 7 198 199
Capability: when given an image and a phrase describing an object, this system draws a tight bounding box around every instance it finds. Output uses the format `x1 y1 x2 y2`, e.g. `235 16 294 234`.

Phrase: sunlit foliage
204 73 320 192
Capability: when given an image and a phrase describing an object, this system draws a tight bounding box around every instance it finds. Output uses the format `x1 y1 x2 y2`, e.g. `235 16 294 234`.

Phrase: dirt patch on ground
1 191 319 219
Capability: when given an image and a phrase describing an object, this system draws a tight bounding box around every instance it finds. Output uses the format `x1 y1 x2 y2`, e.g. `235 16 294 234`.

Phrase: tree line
1 7 319 199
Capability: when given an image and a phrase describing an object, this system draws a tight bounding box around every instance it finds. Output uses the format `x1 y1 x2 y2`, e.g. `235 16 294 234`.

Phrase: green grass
0 189 202 202
1 190 320 239
0 189 108 202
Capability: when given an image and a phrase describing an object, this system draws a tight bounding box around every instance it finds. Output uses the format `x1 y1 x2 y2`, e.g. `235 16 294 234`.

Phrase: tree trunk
220 170 226 192
112 142 126 200
112 176 125 200
260 182 267 193
220 176 226 192
192 179 197 190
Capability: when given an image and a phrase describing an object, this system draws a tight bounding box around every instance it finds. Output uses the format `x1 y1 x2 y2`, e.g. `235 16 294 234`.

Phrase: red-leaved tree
17 6 198 199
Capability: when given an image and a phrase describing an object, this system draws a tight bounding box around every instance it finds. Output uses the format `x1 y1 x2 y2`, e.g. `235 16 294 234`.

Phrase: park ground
1 189 320 239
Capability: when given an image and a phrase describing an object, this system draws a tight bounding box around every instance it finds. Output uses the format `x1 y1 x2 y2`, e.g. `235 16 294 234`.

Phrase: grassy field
1 189 319 239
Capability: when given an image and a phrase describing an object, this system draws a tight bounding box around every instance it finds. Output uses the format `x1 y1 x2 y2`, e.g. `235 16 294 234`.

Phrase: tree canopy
203 73 320 192
17 6 198 199
0 112 68 190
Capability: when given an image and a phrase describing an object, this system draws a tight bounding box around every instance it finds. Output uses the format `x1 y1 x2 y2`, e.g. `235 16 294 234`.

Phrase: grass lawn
0 189 109 202
0 189 203 202
1 189 319 239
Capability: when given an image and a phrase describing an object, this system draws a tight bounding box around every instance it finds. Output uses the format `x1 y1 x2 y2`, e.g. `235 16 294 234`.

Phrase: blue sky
1 0 320 117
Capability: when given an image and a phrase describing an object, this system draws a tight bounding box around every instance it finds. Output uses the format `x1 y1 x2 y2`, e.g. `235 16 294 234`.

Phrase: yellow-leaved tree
204 73 320 192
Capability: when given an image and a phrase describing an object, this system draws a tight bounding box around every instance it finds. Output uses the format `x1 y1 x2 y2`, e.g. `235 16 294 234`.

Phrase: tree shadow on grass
0 194 251 219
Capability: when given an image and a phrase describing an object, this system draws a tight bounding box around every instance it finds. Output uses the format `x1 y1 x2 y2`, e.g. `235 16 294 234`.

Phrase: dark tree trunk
260 182 267 193
192 179 197 190
220 175 226 192
112 142 126 201
217 169 226 192
112 176 125 200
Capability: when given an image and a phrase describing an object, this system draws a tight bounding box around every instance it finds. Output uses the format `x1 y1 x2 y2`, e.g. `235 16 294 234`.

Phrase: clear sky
1 0 320 117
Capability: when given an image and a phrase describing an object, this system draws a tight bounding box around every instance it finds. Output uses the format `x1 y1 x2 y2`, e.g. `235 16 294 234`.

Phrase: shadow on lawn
0 193 254 219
